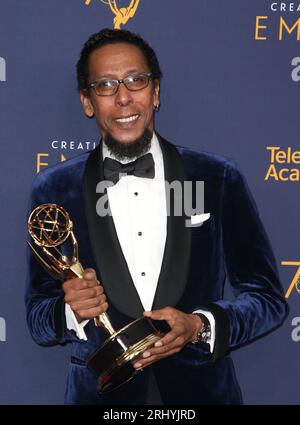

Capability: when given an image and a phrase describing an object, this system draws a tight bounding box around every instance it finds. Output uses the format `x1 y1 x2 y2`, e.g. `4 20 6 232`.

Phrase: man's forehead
89 43 147 68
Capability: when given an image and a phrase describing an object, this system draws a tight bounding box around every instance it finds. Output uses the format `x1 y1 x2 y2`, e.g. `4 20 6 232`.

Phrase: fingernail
142 351 151 358
134 363 142 369
155 341 163 347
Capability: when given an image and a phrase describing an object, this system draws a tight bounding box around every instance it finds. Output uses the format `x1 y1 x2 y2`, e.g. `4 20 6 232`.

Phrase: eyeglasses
86 72 153 96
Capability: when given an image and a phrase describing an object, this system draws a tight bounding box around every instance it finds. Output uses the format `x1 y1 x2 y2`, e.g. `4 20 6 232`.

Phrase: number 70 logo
282 261 300 298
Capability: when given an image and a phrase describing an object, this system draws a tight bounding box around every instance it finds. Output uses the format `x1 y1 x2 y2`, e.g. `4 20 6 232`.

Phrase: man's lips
114 114 140 124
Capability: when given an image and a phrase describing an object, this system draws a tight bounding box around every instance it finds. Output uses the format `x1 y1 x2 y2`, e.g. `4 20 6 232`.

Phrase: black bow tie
103 153 155 185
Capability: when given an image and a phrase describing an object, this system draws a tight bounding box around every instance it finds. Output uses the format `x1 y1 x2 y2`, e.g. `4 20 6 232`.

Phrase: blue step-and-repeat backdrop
0 0 299 404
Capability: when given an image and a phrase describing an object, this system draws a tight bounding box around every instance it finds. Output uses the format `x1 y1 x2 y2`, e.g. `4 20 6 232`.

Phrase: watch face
200 330 210 343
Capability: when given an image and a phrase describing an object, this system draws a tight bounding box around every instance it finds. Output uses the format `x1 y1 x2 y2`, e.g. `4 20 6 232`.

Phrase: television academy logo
0 57 6 82
0 317 6 342
264 147 300 182
84 0 140 29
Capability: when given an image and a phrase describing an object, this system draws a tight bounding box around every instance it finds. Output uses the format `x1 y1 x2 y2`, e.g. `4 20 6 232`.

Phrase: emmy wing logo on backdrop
85 0 140 29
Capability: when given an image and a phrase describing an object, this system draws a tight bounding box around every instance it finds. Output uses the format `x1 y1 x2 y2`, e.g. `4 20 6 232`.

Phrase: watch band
191 313 212 345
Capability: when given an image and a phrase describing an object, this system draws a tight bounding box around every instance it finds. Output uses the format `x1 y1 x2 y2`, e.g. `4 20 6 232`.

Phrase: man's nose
115 82 133 106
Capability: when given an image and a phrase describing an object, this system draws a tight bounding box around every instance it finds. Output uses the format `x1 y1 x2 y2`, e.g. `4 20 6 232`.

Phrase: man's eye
127 76 142 83
98 80 114 89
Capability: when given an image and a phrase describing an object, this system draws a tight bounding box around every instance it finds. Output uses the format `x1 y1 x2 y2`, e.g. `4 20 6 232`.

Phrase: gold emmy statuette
28 203 168 393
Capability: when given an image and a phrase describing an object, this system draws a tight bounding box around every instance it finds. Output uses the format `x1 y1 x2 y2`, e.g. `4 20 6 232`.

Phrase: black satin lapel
84 142 144 319
152 135 191 310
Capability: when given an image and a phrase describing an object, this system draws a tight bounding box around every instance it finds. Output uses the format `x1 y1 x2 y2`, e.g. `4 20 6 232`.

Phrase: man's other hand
133 307 203 370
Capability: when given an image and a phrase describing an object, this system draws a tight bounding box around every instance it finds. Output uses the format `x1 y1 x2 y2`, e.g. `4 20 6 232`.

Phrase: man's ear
80 90 94 118
153 80 160 109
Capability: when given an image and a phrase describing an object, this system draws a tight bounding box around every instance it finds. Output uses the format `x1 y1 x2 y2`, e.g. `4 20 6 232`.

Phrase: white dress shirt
66 133 215 351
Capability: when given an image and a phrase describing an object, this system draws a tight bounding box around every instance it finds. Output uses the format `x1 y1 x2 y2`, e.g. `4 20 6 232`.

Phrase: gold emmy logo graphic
85 0 140 29
282 261 300 298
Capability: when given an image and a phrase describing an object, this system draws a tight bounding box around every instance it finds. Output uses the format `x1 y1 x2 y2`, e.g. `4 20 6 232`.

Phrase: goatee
103 129 153 160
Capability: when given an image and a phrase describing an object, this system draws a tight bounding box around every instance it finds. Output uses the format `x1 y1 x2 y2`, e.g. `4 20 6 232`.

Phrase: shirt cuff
193 309 216 353
65 303 89 341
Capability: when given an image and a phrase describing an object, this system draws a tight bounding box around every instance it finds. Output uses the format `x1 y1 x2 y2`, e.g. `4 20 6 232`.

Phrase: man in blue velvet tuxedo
26 28 288 405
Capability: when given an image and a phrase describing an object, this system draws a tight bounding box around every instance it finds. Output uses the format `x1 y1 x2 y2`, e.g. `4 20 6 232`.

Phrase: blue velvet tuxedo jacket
25 135 288 405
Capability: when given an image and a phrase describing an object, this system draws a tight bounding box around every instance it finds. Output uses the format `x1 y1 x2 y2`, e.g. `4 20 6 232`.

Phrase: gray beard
103 128 153 160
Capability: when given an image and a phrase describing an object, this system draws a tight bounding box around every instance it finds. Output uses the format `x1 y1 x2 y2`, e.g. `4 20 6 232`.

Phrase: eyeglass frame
86 72 154 96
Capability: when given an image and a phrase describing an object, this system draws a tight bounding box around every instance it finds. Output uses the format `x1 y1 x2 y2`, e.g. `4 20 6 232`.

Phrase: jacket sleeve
209 161 289 359
25 172 81 346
